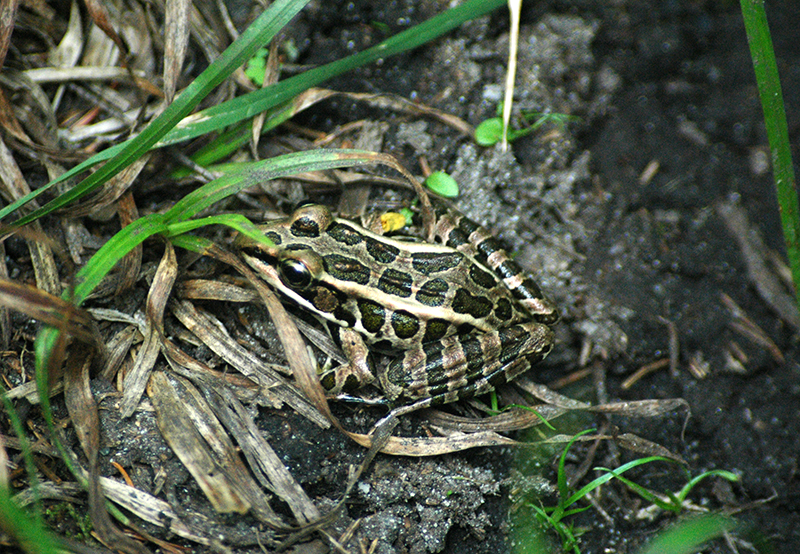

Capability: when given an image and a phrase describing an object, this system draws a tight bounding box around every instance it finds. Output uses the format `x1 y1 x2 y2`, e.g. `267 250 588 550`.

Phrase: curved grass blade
163 148 385 223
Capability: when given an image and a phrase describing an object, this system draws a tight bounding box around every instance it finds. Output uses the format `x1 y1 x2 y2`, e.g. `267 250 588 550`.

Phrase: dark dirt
5 0 800 553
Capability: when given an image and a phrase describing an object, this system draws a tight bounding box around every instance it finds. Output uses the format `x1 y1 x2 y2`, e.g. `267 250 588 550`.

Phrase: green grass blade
162 149 382 223
1 387 41 511
740 0 800 309
0 485 61 554
163 0 505 145
676 469 739 504
637 514 735 554
596 471 681 513
563 457 673 509
553 429 595 512
73 214 168 305
3 0 311 226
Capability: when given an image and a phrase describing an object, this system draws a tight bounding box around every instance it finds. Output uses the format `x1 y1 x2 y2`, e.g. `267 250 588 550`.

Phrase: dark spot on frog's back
451 288 493 319
377 268 413 298
290 215 322 238
411 251 464 275
357 299 386 333
391 310 420 339
422 318 450 342
494 297 513 321
366 237 399 263
323 254 370 284
264 231 282 245
415 278 448 307
468 263 497 289
326 222 364 246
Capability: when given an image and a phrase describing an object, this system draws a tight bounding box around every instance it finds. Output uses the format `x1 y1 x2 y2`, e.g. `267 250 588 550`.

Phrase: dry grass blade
720 292 785 364
0 279 100 347
427 404 570 433
502 0 522 150
83 0 129 68
251 40 281 155
588 398 690 419
198 380 321 524
63 156 151 218
64 344 151 554
0 242 8 348
717 198 800 331
163 0 190 103
247 273 336 425
193 241 338 426
95 473 211 545
614 433 686 464
147 370 283 525
0 137 60 295
346 429 517 456
113 191 143 295
159 341 321 525
169 299 328 426
176 278 259 303
516 379 592 410
120 242 177 418
98 323 140 382
0 0 19 71
622 358 671 390
0 89 29 145
333 90 474 137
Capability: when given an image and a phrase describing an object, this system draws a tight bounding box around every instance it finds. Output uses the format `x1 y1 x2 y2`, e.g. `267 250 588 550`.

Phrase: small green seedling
424 171 460 197
475 106 578 147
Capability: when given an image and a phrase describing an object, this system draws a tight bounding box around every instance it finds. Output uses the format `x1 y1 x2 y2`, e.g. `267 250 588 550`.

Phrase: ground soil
5 1 800 553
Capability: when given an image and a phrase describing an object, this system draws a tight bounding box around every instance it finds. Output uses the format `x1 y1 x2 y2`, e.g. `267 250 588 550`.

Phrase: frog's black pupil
280 259 312 288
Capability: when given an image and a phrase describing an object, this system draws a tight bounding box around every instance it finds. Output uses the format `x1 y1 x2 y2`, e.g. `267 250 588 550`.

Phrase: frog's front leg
318 326 377 394
378 322 554 406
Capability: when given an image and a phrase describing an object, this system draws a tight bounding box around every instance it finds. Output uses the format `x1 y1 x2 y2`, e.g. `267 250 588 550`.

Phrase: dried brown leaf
65 344 151 554
148 370 283 521
120 241 177 417
170 298 328 426
0 279 100 346
163 0 190 102
717 198 800 331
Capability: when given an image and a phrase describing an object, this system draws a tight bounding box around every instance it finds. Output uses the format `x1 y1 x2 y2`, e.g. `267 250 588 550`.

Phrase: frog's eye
279 258 313 289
